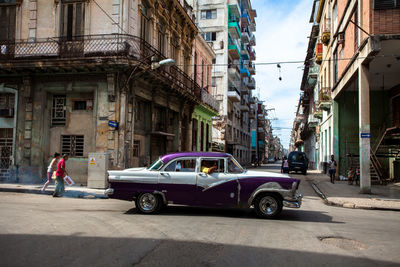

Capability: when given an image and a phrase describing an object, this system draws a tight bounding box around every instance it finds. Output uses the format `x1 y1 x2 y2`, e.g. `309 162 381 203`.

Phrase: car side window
164 159 196 172
200 159 225 174
228 158 243 173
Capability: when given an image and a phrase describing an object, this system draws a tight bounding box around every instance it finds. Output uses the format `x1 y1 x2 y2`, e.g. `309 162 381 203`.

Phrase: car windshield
147 158 163 171
227 157 244 173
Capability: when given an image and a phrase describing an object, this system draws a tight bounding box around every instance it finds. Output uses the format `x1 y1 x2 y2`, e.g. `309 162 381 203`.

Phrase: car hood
243 170 290 178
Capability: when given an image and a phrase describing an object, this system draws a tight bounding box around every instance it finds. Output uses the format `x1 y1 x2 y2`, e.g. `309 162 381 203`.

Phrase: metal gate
0 128 13 181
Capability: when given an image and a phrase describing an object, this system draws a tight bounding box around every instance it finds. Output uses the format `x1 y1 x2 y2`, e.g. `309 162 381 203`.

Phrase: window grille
52 95 66 126
133 140 140 157
61 135 84 157
374 0 400 9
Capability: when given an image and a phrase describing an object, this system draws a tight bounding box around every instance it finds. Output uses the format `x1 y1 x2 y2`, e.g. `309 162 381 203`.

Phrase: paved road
1 163 399 267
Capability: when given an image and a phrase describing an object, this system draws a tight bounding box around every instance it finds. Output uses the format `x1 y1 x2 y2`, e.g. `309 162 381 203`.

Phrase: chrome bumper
104 188 114 196
283 193 302 208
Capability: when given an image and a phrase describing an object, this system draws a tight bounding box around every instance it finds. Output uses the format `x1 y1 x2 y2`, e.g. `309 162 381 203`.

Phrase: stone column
117 88 127 169
358 63 371 194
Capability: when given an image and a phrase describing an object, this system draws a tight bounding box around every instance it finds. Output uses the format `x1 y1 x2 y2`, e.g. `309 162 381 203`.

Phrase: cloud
252 0 313 149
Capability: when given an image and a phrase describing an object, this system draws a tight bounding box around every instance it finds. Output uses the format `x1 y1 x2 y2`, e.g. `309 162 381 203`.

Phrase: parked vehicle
106 152 302 218
287 151 308 175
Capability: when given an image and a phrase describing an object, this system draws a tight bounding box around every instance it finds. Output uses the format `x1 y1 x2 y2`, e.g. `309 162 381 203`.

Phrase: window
227 157 244 173
200 159 225 173
202 32 216 42
60 1 85 40
164 159 196 172
133 140 140 157
52 95 66 126
140 2 150 42
0 93 15 117
333 50 338 84
0 4 16 42
61 135 84 157
374 0 400 9
158 22 166 55
332 2 338 33
73 100 87 110
211 77 216 87
201 9 217 19
171 34 179 63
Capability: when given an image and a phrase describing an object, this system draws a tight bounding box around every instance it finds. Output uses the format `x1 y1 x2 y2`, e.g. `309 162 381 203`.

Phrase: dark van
288 151 308 175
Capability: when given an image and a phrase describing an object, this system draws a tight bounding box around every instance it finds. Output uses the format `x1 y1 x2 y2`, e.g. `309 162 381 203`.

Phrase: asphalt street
0 162 399 267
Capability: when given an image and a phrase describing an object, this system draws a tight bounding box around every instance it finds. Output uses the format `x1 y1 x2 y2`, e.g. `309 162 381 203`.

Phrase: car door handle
160 173 170 177
198 173 207 177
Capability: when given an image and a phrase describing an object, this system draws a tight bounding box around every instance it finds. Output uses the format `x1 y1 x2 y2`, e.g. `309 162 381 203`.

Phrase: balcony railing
201 89 220 112
0 34 203 102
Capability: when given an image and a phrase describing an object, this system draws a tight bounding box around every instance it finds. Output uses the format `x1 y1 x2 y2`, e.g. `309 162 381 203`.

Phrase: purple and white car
106 152 302 218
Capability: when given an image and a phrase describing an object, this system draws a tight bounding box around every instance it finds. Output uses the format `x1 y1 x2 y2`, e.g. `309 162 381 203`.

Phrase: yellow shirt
201 166 210 174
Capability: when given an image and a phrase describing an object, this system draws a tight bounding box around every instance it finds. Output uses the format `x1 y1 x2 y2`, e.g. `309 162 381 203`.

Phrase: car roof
160 152 231 164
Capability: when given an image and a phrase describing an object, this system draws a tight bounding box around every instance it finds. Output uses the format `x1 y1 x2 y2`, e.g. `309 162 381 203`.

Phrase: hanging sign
360 133 371 138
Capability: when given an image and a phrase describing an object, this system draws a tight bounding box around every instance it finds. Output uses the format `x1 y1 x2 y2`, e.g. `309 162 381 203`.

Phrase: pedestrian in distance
328 154 337 184
281 156 289 173
53 154 69 197
41 152 60 192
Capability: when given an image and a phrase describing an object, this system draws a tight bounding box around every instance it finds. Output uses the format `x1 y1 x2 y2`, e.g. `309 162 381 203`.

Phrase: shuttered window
0 5 16 41
60 1 85 40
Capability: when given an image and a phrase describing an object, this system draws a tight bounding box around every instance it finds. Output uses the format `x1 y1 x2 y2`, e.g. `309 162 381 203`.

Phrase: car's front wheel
254 193 283 219
135 193 162 214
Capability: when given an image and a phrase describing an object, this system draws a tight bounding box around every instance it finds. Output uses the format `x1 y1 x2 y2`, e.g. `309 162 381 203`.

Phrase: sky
251 0 314 149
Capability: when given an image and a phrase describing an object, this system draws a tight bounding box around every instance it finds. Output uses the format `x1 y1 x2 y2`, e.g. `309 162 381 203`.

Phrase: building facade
293 0 400 191
0 0 218 184
188 0 257 166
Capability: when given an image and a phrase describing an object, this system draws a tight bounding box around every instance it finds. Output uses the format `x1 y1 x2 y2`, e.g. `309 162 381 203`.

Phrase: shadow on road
124 206 344 224
0 234 396 266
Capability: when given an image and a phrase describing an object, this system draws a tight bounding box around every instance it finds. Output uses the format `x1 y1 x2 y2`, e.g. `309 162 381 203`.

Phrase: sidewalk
307 170 400 211
0 183 107 199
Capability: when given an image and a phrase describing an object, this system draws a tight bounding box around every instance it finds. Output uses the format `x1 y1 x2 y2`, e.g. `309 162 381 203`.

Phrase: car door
195 158 239 207
158 157 197 205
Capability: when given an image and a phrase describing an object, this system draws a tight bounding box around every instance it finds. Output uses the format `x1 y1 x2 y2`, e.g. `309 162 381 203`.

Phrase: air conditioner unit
337 32 345 44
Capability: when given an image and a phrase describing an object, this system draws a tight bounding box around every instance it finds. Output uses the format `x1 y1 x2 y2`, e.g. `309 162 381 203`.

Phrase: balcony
246 77 255 89
228 20 241 40
257 127 264 133
228 88 241 102
240 103 249 112
241 12 250 27
249 48 256 61
240 44 249 60
201 89 220 112
228 65 240 81
228 38 241 60
318 87 332 111
308 114 319 128
249 22 256 32
241 30 250 43
0 34 203 103
249 32 256 46
314 110 323 119
240 67 250 77
249 62 255 75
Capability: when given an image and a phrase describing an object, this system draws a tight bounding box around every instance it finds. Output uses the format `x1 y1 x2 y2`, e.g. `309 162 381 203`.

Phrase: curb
0 187 108 199
308 180 400 212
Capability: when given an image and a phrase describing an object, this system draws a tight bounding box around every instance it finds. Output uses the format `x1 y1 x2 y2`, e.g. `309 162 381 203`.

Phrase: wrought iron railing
0 34 202 101
201 89 220 112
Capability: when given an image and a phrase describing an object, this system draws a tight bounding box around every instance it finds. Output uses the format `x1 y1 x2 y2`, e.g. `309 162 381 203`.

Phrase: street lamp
151 58 175 70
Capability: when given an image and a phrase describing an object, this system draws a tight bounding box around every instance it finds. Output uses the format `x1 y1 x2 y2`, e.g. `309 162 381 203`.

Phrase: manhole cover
318 236 368 250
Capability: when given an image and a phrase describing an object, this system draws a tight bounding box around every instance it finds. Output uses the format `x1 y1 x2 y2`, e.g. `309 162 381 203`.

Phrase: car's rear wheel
254 193 283 219
135 193 162 214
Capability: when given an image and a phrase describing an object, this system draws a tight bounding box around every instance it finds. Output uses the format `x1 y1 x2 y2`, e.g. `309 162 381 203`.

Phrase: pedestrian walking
328 154 337 184
41 152 60 192
53 154 69 197
281 156 289 173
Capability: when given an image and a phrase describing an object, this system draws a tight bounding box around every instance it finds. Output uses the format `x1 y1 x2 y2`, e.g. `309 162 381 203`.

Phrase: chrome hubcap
139 193 157 211
259 196 278 215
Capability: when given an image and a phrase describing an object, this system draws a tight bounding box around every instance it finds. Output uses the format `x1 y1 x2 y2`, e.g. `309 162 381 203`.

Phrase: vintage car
106 152 302 218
